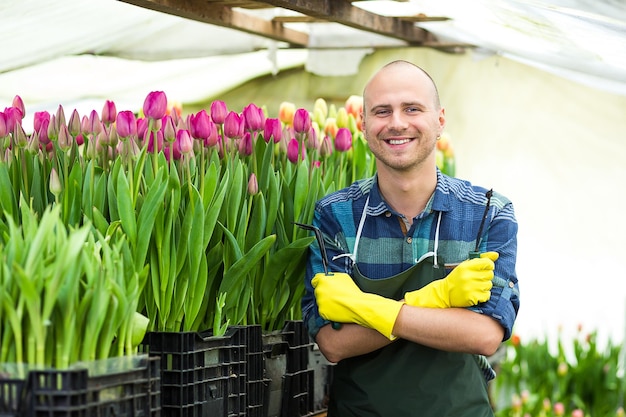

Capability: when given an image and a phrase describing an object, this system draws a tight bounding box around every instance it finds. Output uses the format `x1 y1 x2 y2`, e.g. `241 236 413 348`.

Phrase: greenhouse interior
1 1 626 416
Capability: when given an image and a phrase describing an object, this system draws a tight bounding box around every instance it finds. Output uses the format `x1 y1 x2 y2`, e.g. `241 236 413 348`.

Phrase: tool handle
468 251 481 259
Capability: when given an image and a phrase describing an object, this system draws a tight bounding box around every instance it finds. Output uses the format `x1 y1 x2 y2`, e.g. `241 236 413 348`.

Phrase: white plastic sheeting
1 0 625 113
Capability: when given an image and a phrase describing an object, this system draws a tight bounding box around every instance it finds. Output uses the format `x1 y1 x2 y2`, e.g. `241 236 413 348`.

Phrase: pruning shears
295 222 342 330
469 189 493 259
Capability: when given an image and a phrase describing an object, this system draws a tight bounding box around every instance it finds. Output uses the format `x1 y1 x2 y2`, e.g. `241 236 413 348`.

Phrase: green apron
327 204 494 417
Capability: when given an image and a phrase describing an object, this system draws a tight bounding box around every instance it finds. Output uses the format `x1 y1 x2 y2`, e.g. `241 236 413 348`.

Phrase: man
301 60 519 416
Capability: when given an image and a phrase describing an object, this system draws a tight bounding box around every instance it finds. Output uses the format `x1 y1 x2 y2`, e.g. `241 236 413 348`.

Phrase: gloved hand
312 272 403 340
404 252 499 308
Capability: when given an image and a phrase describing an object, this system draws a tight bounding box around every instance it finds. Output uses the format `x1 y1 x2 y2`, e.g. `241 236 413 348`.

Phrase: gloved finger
311 273 326 289
480 251 499 262
469 257 496 271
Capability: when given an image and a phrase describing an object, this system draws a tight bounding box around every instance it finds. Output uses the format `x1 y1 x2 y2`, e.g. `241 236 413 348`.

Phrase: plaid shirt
302 170 520 343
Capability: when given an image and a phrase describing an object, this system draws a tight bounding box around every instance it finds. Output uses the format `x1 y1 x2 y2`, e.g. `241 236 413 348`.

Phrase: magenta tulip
143 91 167 120
224 111 243 139
335 127 352 152
189 110 211 140
3 107 22 135
287 138 300 164
205 120 219 147
263 118 282 144
243 103 264 132
238 131 253 156
0 112 8 137
210 100 228 124
116 111 137 138
145 129 164 153
293 108 311 134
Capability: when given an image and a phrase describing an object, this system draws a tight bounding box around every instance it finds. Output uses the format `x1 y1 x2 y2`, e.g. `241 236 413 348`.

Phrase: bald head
363 60 441 117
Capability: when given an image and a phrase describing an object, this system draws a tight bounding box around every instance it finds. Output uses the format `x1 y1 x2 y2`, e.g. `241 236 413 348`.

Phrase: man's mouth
387 138 412 145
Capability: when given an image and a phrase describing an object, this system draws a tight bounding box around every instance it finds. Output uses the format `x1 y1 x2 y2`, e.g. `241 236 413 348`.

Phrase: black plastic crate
0 355 160 417
233 326 270 417
262 321 316 417
140 328 246 417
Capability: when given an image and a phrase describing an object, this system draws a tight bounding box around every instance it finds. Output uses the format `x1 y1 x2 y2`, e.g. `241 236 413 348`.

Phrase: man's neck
377 166 437 221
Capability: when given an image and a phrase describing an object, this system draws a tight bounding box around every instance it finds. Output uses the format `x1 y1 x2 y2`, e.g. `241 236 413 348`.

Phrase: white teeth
388 139 410 145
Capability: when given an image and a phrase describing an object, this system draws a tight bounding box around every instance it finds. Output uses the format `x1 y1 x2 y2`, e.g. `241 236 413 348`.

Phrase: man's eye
406 107 421 113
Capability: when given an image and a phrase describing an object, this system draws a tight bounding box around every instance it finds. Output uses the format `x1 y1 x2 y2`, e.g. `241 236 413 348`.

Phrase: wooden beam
118 0 309 45
257 0 433 44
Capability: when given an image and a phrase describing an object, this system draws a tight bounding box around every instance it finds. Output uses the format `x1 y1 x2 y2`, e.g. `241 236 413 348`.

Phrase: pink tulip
0 112 7 137
287 138 301 164
143 91 167 120
116 111 137 138
293 108 311 134
3 107 22 135
137 118 148 141
263 118 282 144
205 121 219 147
224 111 243 139
162 115 176 143
305 126 319 150
243 103 264 132
238 131 253 156
88 110 102 137
247 173 258 195
57 124 72 151
335 127 352 152
101 100 117 125
11 95 25 119
320 135 333 157
189 110 211 140
49 168 62 196
210 100 228 124
177 129 193 155
68 109 81 137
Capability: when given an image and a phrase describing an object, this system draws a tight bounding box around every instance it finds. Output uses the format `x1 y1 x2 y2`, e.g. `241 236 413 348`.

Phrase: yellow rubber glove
404 252 499 308
312 272 403 340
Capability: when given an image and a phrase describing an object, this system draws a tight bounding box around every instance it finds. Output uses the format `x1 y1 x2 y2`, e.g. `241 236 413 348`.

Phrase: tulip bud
243 103 264 132
116 111 137 139
263 118 282 144
320 135 333 157
323 117 338 139
287 138 300 164
4 107 22 135
48 114 58 141
57 124 73 152
335 128 352 152
238 131 253 156
210 100 228 124
89 110 102 137
278 102 296 126
27 130 40 154
162 115 176 143
101 100 117 125
177 129 193 155
293 108 311 134
12 95 25 119
247 173 258 195
189 110 211 140
14 124 28 148
143 91 167 120
49 168 62 197
314 98 328 119
345 95 363 118
68 109 81 137
336 107 349 129
224 111 243 140
205 121 219 147
55 105 67 132
0 112 7 138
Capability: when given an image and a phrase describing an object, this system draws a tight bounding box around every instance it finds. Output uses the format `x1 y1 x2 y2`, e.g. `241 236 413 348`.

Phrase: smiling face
362 61 446 176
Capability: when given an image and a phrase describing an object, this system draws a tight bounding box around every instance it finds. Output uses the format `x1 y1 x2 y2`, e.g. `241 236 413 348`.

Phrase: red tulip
143 91 167 120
